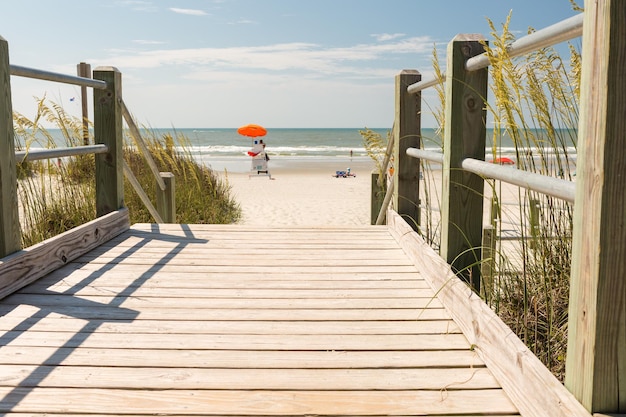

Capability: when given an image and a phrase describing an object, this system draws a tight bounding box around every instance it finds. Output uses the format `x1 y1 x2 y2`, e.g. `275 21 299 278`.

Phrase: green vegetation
13 98 240 248
362 10 580 381
482 13 580 381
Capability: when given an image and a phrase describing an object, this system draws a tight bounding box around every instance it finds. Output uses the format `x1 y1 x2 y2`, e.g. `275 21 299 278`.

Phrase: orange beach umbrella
237 124 267 138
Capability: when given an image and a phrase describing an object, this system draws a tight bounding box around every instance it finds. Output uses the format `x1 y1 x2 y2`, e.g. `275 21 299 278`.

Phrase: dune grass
476 12 580 381
13 98 240 248
363 10 580 381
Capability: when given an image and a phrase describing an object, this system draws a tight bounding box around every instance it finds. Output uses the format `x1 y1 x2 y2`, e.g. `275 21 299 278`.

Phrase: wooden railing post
480 224 495 302
565 1 626 413
77 62 91 146
440 35 488 291
0 36 21 257
393 70 421 231
93 67 124 217
156 172 176 223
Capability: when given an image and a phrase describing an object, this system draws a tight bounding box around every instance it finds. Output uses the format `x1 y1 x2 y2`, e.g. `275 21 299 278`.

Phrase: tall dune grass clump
13 98 240 248
386 10 580 380
482 14 580 381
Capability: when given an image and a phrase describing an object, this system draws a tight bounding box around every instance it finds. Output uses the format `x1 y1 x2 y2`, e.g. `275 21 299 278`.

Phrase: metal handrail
9 64 107 89
405 147 576 203
466 13 584 72
407 13 584 94
406 148 443 164
460 158 575 203
15 144 108 162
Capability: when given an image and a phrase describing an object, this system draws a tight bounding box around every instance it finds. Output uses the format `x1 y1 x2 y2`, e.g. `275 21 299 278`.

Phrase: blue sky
1 0 580 128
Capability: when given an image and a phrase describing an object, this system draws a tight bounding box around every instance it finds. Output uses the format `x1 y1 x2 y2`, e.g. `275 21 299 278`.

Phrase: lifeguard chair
248 139 271 178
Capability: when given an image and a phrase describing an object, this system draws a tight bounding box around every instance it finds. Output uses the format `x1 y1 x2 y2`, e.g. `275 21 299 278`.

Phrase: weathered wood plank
440 34 488 290
0 388 519 415
565 1 626 413
388 210 590 417
0 346 483 368
28 273 430 290
93 66 124 216
76 254 416 267
2 331 469 350
0 305 452 321
393 69 421 230
1 294 444 309
0 318 460 335
15 287 437 299
0 365 500 390
72 263 419 274
0 209 129 300
0 36 21 258
79 246 411 260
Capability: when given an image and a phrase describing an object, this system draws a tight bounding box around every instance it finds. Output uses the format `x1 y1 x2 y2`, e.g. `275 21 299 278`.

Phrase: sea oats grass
14 98 241 248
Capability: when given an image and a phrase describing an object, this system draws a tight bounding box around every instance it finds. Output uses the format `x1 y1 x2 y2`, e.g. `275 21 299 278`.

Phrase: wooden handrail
121 99 166 191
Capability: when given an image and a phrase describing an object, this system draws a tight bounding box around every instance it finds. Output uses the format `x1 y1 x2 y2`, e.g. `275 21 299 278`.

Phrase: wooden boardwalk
0 223 519 416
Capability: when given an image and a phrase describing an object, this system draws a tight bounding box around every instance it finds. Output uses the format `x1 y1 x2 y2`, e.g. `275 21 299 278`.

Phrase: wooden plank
393 69 421 230
0 318 461 335
28 272 430 289
93 66 124 216
565 1 626 413
0 305 452 321
0 209 129 300
388 210 591 417
0 346 484 368
79 246 411 259
1 294 444 309
37 261 423 282
75 254 416 267
440 34 488 290
1 331 469 350
0 36 21 258
0 365 500 390
0 388 519 415
72 262 419 274
13 287 437 299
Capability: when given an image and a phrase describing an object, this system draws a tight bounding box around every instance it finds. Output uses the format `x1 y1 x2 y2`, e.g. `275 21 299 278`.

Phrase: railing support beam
93 67 124 217
393 70 421 230
0 36 21 257
440 35 488 291
565 1 626 413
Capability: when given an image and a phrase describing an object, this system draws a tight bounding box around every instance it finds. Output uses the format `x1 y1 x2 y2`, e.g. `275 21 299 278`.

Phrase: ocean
20 127 577 173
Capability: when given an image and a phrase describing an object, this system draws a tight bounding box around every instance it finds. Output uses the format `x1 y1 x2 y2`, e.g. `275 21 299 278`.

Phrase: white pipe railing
461 158 575 203
405 147 576 203
15 144 108 162
10 64 107 89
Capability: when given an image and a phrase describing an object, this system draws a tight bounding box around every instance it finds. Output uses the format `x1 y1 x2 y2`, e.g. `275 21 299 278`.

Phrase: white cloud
169 7 208 16
95 36 434 77
372 33 406 42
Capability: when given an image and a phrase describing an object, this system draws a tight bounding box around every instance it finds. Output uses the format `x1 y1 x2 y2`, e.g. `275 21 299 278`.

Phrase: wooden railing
0 35 176 295
385 2 625 415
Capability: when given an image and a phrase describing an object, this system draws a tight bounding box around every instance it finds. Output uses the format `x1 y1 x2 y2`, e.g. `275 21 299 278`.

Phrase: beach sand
220 158 376 227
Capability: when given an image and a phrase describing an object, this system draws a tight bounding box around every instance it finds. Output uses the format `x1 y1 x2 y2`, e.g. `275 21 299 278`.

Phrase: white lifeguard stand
249 139 271 179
